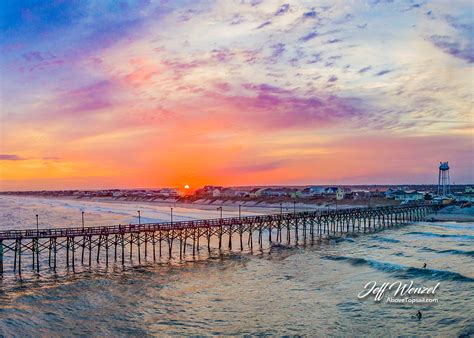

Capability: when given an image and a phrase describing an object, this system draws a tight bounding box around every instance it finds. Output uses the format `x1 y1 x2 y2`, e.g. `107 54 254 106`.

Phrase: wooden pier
0 204 439 277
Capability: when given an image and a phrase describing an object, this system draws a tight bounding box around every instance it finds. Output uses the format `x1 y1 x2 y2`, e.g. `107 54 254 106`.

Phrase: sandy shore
0 194 369 214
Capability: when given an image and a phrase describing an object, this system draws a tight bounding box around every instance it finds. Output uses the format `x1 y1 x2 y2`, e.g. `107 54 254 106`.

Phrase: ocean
0 196 472 336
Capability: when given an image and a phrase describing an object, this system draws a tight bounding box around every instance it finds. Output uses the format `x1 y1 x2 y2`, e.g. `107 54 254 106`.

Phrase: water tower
437 161 450 196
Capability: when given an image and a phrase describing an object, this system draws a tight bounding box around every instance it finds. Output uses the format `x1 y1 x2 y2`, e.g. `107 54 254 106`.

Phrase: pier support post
207 229 211 255
35 239 40 273
137 233 141 263
159 232 162 257
197 231 200 253
121 234 125 266
193 230 196 258
218 226 222 251
249 229 253 250
183 233 187 256
88 235 92 266
168 236 173 259
81 236 86 264
32 239 36 271
286 219 290 243
152 232 156 261
276 222 280 242
53 237 57 271
14 240 17 273
268 223 272 243
144 232 148 259
71 238 75 271
114 235 118 262
303 218 307 243
105 235 109 267
0 240 3 276
179 235 183 260
295 218 299 244
48 238 52 267
18 239 22 277
66 237 70 268
240 231 243 251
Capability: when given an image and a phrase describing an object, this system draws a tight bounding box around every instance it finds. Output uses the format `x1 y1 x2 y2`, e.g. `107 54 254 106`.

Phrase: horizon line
1 182 473 193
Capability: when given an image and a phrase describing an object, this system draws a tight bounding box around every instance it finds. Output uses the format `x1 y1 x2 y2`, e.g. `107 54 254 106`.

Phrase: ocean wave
419 247 474 257
398 267 473 282
432 223 474 231
371 236 400 243
269 243 295 251
406 231 474 240
393 252 408 257
321 255 474 282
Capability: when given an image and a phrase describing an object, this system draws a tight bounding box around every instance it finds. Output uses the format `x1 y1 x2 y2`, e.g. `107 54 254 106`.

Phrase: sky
0 0 473 190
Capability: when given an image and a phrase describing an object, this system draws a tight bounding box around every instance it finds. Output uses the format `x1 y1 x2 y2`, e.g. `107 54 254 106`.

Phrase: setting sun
184 185 190 189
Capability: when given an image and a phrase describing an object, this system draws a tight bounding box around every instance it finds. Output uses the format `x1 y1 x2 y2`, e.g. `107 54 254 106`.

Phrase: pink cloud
199 83 363 130
124 65 159 87
43 80 119 117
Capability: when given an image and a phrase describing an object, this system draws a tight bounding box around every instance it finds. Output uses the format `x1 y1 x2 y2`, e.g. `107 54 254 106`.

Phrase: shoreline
1 194 472 222
0 194 380 213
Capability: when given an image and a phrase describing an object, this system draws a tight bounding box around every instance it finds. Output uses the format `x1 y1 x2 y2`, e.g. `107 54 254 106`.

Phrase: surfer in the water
416 310 422 320
423 263 427 268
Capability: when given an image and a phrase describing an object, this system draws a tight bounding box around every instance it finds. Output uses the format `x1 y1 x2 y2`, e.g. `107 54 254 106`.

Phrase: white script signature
357 280 440 302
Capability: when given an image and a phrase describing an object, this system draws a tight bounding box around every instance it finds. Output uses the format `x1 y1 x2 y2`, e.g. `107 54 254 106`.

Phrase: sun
184 184 190 189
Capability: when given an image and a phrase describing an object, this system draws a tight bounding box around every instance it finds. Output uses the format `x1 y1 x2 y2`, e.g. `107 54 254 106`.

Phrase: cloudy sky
0 0 472 190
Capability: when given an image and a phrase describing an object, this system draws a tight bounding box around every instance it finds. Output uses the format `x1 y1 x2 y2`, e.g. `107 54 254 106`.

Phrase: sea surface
0 196 473 336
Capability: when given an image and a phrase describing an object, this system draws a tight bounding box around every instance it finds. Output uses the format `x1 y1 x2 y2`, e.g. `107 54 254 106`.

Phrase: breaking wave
419 247 474 257
371 236 400 243
406 231 474 240
432 223 474 230
321 255 474 282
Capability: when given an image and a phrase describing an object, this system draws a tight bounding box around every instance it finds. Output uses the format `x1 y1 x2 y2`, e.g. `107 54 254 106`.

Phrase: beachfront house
253 188 268 197
296 186 326 198
393 190 424 202
385 188 403 199
194 186 223 198
432 196 454 205
221 188 237 198
210 187 236 198
249 188 262 197
324 187 338 195
323 187 339 196
351 190 371 200
257 188 290 197
454 188 474 202
336 188 345 200
112 191 123 197
234 190 250 198
157 188 179 197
